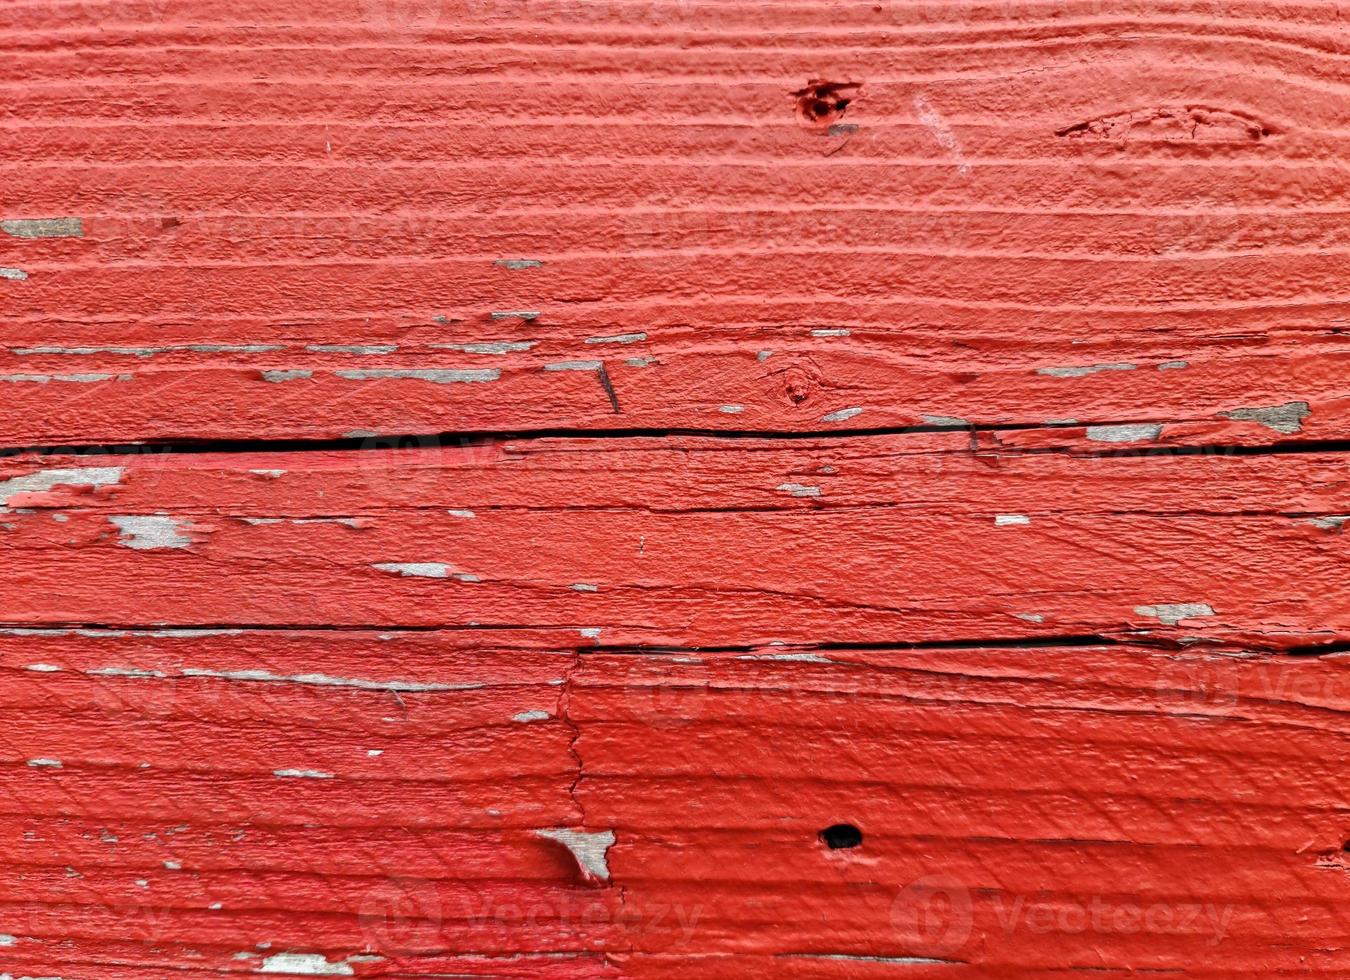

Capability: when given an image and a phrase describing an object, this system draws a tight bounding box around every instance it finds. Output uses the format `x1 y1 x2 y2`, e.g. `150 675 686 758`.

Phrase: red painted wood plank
0 629 1344 974
3 0 1349 975
3 0 1349 442
2 438 1348 645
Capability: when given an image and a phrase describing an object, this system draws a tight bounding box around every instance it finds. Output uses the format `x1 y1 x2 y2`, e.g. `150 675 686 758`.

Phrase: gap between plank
2 425 1350 459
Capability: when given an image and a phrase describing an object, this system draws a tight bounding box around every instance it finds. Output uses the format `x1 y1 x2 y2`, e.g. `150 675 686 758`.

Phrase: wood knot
778 364 821 406
791 80 861 130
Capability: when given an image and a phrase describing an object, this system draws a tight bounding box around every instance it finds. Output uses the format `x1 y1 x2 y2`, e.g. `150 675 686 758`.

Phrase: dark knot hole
819 823 863 850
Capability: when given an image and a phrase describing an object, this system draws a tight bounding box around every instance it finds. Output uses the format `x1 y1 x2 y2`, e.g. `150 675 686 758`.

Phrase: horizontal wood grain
0 628 1344 974
1 435 1348 645
4 0 1349 975
3 1 1350 443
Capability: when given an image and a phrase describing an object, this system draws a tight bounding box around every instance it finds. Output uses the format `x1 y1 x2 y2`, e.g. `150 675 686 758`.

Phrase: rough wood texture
3 0 1350 976
2 439 1350 646
4 1 1350 445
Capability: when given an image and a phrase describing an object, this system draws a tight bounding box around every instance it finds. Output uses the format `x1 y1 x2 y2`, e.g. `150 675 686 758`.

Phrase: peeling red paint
3 0 1349 975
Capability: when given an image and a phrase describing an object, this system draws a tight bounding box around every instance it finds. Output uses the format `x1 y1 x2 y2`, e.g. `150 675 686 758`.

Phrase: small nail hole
819 823 863 849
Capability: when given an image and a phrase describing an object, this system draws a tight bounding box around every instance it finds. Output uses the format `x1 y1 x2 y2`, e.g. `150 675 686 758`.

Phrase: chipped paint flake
87 666 168 678
545 359 603 372
513 709 552 723
305 344 397 355
2 217 83 238
1135 603 1216 626
434 341 535 354
1221 400 1310 435
534 827 616 881
261 370 312 382
585 332 647 345
259 952 354 975
995 514 1030 526
273 768 334 780
1158 360 1188 370
13 345 159 357
0 467 123 505
180 667 474 693
1085 423 1161 443
0 268 28 281
570 583 599 592
821 407 863 423
27 758 62 768
490 311 540 321
1038 363 1137 378
110 515 193 550
1 373 121 384
777 483 821 498
373 562 450 578
336 369 499 384
188 343 286 353
810 328 850 337
719 404 745 414
495 258 542 269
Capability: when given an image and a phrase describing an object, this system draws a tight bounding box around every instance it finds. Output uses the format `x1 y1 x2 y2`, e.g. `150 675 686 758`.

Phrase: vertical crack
557 648 587 825
554 648 630 970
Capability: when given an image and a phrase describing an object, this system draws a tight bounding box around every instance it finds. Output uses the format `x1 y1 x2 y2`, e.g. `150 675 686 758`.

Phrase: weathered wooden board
4 0 1350 976
4 0 1350 443
0 440 1347 976
3 438 1350 645
1 627 1347 976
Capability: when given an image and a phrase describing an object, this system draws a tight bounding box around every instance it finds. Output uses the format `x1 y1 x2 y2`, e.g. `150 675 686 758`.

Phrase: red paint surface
2 441 1350 646
3 2 1349 444
3 0 1350 976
